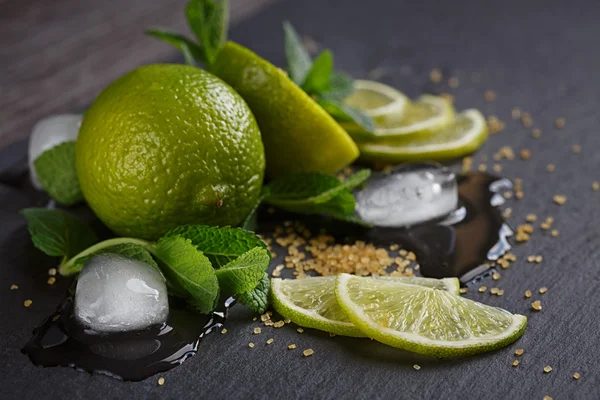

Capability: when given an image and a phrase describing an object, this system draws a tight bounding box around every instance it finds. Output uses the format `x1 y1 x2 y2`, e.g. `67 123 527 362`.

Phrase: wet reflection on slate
365 172 513 282
22 296 233 381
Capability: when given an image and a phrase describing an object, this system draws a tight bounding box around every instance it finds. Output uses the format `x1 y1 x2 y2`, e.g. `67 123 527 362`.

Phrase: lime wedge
211 42 359 177
343 94 455 140
271 275 460 337
357 109 488 163
335 274 527 357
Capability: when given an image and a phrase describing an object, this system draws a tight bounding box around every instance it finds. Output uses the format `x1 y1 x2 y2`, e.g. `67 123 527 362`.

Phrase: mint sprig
147 0 229 67
21 208 271 313
282 22 374 132
237 272 270 314
33 142 84 206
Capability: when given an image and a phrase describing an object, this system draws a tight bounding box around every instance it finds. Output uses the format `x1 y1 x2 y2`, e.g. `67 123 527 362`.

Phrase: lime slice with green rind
271 275 461 337
211 42 359 177
335 274 527 357
344 80 409 121
343 94 455 140
357 109 488 163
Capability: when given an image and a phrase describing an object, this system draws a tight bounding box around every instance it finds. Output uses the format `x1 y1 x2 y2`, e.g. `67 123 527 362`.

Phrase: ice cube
74 254 169 333
355 163 458 227
28 114 83 189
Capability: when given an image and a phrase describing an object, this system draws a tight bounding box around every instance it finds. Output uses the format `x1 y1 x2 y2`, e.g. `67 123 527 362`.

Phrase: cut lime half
358 109 488 163
344 94 455 140
335 274 527 357
271 275 460 337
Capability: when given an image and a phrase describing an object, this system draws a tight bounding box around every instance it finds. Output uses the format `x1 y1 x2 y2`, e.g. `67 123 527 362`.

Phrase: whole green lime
76 64 265 240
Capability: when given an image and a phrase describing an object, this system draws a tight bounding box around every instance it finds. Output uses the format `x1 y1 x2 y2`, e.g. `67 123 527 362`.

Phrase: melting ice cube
355 163 458 227
74 254 169 333
28 114 83 189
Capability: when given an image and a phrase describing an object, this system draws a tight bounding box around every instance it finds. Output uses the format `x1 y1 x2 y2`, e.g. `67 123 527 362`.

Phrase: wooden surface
0 0 276 148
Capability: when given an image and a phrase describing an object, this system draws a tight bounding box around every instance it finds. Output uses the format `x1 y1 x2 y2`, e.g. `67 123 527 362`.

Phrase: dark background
2 0 600 399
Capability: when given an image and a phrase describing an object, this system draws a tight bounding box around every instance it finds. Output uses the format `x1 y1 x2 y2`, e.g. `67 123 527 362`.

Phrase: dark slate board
2 0 600 398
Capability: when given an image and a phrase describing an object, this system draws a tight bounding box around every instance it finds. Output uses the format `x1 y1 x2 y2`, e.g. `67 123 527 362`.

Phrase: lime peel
358 109 488 162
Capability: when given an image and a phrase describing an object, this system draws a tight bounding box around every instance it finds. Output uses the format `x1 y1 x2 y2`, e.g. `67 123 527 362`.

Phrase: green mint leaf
33 141 83 206
299 190 356 216
237 272 270 314
262 170 371 219
264 173 340 202
146 29 204 65
21 208 98 261
154 235 219 313
163 225 267 268
319 98 375 132
264 169 370 207
323 72 355 101
301 49 333 94
73 243 159 271
215 247 270 294
209 0 229 56
283 21 312 85
185 0 229 66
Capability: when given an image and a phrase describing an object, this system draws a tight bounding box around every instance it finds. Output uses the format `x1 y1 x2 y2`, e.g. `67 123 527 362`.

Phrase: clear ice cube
355 163 458 227
74 254 169 333
28 114 83 189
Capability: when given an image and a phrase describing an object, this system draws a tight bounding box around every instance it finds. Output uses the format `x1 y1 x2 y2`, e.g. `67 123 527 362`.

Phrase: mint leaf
296 190 356 216
21 208 98 261
262 170 370 219
265 173 340 202
319 98 375 132
163 225 267 268
301 49 333 95
154 236 219 313
146 29 204 65
237 272 270 314
185 0 229 65
264 169 371 207
33 142 83 206
325 72 355 101
215 247 270 294
283 21 312 85
73 243 159 271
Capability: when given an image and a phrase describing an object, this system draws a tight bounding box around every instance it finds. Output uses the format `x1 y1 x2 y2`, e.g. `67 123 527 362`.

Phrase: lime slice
271 275 460 337
357 109 488 163
344 80 409 121
335 274 527 357
211 42 359 177
343 94 455 140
